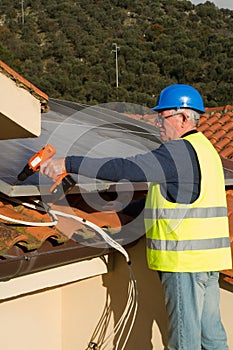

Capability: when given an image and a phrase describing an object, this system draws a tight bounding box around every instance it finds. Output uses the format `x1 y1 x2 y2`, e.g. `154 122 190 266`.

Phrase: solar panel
0 99 161 197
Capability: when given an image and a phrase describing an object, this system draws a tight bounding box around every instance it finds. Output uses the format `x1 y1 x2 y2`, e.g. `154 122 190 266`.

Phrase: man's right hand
40 158 66 181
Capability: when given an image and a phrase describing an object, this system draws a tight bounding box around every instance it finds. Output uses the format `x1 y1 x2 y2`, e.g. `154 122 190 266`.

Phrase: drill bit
12 179 19 187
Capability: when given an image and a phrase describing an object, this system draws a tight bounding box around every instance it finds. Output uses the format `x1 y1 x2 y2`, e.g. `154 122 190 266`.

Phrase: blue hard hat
153 84 206 114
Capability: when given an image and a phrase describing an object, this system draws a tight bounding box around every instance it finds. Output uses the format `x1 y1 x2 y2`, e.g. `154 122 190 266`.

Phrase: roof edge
0 60 49 112
205 105 233 113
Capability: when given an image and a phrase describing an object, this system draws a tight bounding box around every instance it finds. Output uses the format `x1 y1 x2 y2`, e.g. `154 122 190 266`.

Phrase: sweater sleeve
65 139 200 203
65 142 180 183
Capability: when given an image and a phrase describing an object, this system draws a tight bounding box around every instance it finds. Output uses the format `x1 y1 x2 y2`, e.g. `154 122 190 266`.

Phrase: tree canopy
0 0 233 107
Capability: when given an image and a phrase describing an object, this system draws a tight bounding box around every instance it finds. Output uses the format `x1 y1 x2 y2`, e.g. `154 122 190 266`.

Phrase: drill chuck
16 144 56 183
17 164 35 181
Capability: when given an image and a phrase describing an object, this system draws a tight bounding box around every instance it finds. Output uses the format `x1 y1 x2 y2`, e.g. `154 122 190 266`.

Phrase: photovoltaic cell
0 99 161 197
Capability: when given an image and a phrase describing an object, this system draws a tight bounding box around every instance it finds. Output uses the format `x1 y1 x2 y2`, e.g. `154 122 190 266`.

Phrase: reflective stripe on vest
144 206 228 219
147 237 230 252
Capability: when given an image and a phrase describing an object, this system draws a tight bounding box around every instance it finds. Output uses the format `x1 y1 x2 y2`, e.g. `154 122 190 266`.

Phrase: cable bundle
52 209 138 350
86 264 138 350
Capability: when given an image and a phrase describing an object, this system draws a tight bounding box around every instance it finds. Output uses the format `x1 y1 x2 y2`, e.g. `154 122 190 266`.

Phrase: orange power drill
16 144 76 199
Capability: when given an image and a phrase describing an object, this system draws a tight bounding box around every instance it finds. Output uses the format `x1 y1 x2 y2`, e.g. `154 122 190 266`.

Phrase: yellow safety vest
145 132 232 272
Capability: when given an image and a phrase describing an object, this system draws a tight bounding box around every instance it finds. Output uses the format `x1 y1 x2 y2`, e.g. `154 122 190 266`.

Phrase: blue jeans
159 271 229 350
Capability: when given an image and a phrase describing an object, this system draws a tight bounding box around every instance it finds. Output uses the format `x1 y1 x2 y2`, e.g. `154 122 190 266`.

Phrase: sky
190 0 233 10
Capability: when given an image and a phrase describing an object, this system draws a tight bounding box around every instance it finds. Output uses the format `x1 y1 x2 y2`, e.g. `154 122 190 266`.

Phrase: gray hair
182 109 200 126
177 108 200 127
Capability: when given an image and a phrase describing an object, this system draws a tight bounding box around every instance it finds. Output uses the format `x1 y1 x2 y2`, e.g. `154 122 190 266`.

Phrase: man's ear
180 112 188 129
182 113 187 122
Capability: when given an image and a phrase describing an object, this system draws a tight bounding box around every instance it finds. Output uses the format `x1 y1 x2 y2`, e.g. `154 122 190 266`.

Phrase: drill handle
50 172 76 199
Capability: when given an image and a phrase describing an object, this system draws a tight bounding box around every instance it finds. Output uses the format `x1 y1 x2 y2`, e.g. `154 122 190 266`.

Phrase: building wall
62 237 169 349
0 288 62 350
0 237 232 349
0 72 41 139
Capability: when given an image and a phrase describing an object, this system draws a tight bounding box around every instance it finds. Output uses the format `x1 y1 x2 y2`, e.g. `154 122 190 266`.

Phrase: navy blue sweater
66 131 200 204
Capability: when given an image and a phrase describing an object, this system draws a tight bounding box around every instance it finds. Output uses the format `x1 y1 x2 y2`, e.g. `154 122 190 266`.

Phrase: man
41 84 232 349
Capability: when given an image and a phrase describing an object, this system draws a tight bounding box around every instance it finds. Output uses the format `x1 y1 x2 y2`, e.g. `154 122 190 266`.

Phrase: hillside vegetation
0 0 233 107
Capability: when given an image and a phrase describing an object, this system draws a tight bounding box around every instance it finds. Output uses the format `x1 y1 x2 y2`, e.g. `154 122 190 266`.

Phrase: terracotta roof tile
221 189 233 284
210 129 226 142
198 105 233 160
124 106 233 162
0 194 128 246
142 114 157 125
53 205 122 230
202 129 213 139
221 123 233 133
123 113 157 125
198 114 208 126
209 123 222 134
219 114 232 124
197 123 209 133
221 275 233 284
214 139 230 153
0 189 144 280
124 113 143 121
0 222 28 255
0 202 70 252
220 145 233 159
206 115 220 125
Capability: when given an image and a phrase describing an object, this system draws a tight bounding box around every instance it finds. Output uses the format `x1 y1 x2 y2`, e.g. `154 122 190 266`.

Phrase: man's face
155 110 184 141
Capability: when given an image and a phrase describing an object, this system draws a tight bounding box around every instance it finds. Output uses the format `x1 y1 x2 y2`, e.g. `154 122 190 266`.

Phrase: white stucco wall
0 73 41 139
0 237 232 350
